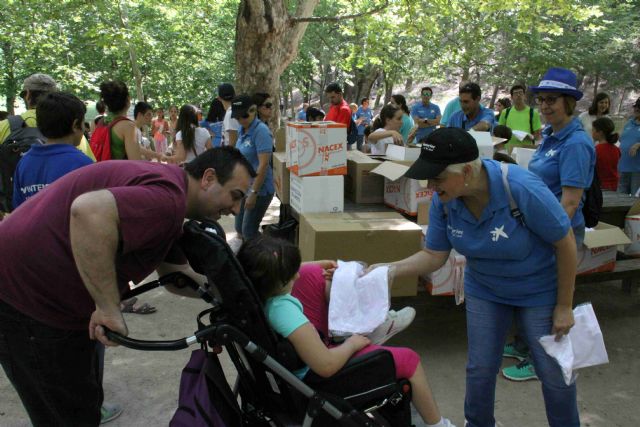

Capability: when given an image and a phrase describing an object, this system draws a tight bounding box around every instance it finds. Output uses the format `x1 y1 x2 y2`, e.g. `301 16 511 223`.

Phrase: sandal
121 301 157 315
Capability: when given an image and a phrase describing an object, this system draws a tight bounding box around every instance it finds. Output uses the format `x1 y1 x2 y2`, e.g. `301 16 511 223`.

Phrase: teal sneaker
502 360 538 381
502 342 528 361
100 402 123 424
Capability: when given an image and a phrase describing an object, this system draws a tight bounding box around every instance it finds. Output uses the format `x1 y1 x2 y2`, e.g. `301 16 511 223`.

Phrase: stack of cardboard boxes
285 122 347 214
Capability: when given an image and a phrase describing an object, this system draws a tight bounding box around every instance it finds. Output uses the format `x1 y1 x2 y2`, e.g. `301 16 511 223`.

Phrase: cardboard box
420 250 466 296
298 212 422 296
417 201 430 225
385 144 420 161
290 175 344 214
345 151 384 204
286 121 347 177
371 161 434 216
511 147 537 170
272 152 290 204
274 127 286 152
577 222 631 274
467 131 495 159
624 200 640 256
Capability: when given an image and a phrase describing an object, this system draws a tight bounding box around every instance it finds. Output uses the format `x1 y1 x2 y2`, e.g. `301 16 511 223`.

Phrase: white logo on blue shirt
447 224 463 238
545 149 557 158
490 225 509 242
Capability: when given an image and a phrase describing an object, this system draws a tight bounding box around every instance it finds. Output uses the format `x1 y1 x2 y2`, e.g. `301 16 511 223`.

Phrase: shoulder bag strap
499 162 525 226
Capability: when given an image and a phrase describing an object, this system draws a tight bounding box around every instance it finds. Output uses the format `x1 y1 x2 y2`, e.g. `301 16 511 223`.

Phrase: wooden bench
576 258 640 293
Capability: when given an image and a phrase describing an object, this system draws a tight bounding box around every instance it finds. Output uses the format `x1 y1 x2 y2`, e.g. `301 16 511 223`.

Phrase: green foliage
0 0 638 113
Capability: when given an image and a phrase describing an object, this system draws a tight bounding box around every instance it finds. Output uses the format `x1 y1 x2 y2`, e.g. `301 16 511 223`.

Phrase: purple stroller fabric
170 349 227 427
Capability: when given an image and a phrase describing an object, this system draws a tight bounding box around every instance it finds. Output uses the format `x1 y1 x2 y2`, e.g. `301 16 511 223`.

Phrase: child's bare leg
410 362 442 425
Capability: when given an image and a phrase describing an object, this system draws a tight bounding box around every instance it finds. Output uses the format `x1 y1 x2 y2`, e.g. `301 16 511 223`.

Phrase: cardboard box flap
347 150 381 164
626 200 640 217
273 151 287 164
584 222 631 248
371 161 410 181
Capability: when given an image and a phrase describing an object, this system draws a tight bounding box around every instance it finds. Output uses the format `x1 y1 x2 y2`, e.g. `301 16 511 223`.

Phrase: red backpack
90 116 131 161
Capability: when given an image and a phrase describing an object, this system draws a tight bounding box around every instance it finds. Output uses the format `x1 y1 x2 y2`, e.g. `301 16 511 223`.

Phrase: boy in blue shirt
354 98 373 150
13 92 93 208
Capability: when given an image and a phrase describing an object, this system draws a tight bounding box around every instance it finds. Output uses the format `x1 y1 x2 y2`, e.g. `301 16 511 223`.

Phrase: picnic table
600 191 638 228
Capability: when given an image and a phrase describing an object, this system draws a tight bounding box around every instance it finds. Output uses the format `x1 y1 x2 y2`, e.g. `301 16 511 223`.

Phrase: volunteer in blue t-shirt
231 95 274 240
410 87 441 143
369 128 580 427
617 97 640 195
447 83 495 132
528 68 595 247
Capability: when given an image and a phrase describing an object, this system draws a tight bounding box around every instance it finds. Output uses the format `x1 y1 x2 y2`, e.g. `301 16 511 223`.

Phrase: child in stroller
236 235 455 427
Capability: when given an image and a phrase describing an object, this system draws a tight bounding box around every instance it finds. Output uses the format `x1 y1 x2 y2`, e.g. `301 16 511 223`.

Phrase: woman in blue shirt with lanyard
370 128 579 427
503 68 596 382
230 95 275 241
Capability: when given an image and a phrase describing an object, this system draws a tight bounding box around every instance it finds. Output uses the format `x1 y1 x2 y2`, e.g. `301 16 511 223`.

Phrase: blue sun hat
529 67 583 100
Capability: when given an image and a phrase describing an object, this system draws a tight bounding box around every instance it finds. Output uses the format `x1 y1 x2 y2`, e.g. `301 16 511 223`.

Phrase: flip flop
121 302 157 315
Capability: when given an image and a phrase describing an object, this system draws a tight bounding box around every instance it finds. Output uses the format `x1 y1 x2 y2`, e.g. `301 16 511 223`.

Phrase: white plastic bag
539 303 609 385
328 261 389 336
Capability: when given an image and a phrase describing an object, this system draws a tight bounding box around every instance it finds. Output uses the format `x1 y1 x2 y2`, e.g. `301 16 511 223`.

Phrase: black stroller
107 220 414 426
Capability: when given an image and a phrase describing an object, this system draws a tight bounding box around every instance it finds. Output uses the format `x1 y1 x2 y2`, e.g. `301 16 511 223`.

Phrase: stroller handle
103 324 221 351
104 327 194 351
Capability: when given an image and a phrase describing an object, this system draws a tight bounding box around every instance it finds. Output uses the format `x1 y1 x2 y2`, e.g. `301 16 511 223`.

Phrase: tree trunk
404 77 413 93
461 67 470 83
384 74 395 105
593 72 600 98
235 0 320 130
489 85 499 109
117 1 144 101
2 41 17 115
352 66 379 104
617 88 627 114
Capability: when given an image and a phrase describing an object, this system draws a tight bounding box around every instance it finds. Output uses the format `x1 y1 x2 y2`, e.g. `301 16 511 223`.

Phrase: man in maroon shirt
0 147 254 426
324 82 352 128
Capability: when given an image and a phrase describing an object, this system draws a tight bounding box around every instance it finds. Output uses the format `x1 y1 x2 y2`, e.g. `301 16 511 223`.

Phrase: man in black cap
219 83 239 147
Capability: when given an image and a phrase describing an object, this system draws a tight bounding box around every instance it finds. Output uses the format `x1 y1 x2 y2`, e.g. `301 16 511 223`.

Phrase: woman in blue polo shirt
618 97 640 195
373 128 579 427
503 68 597 382
230 94 275 240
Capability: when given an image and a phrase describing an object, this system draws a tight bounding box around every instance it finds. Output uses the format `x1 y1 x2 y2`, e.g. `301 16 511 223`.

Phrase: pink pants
291 264 420 379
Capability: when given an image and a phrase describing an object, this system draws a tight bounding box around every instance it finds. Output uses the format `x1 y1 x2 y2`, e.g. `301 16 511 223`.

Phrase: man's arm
69 190 128 346
156 262 207 298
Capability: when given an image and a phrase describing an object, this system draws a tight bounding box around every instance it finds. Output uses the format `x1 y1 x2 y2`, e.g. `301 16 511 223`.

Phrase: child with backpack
593 117 621 191
12 92 93 208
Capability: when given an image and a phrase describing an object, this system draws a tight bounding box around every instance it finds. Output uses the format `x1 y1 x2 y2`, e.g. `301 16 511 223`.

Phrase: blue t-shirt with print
426 159 571 307
618 118 640 173
355 106 373 135
528 118 595 244
265 293 310 380
410 101 441 143
448 105 495 133
13 144 93 208
237 118 274 196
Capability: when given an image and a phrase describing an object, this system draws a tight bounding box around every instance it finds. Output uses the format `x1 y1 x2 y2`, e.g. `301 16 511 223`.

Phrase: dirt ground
2 207 640 427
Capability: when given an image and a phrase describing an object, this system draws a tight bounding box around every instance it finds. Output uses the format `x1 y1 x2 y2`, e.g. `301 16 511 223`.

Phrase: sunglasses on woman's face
261 102 273 109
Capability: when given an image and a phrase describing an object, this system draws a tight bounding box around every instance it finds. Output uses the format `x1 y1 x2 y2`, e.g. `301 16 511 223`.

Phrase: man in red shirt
0 147 255 425
324 82 352 128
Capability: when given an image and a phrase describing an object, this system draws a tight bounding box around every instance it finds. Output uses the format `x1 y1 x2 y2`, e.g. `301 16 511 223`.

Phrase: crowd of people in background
1 67 640 427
